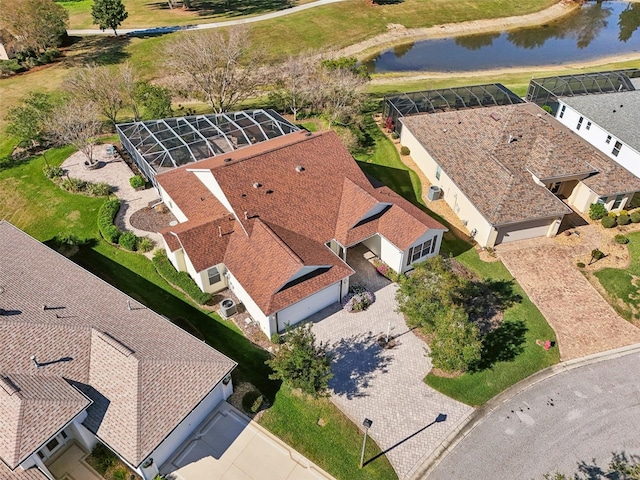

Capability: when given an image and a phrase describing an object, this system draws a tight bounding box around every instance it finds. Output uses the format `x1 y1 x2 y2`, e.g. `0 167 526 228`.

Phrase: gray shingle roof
559 90 640 154
400 103 640 226
0 222 236 472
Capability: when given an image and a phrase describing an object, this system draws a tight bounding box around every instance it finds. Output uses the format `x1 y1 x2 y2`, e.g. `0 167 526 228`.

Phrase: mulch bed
129 202 176 233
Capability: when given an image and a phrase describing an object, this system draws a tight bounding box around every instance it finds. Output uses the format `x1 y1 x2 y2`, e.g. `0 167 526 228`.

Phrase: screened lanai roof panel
116 109 299 176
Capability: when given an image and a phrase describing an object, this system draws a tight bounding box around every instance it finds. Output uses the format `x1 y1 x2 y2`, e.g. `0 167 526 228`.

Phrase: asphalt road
426 351 640 480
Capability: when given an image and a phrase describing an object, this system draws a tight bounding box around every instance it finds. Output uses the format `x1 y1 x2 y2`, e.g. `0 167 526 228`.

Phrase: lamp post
360 418 373 469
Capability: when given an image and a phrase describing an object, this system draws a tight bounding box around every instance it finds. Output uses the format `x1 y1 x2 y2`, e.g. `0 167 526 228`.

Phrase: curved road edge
408 341 640 480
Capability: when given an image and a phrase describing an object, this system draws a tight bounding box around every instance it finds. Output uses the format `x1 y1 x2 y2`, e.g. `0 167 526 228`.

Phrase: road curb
409 342 640 480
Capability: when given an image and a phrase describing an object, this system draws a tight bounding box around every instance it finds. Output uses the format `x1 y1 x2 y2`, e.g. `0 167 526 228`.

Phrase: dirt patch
129 202 177 233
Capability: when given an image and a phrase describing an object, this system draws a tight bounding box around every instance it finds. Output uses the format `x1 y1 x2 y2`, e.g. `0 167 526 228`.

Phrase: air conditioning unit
220 298 237 319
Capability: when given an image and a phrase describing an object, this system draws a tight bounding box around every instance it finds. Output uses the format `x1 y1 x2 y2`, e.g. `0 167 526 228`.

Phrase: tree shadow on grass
147 0 294 18
72 245 280 400
456 278 522 333
62 36 131 67
470 319 528 372
328 332 393 399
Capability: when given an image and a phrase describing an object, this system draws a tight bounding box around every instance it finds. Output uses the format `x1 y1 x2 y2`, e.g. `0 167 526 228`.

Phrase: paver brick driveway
310 282 473 479
497 232 640 360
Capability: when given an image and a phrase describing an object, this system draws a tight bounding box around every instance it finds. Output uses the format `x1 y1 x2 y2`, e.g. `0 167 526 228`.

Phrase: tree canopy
91 0 128 35
0 0 68 54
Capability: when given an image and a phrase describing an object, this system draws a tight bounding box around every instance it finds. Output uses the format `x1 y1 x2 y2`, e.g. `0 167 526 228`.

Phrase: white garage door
496 219 554 244
276 283 341 331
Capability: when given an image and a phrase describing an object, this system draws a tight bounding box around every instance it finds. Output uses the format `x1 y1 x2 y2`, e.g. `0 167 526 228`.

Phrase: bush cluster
589 203 607 220
577 262 586 268
400 146 410 156
601 216 617 228
118 231 138 251
98 199 122 243
55 175 110 197
617 214 631 226
137 237 154 253
341 284 374 312
615 234 629 244
631 211 640 223
43 165 64 179
152 251 212 305
592 249 605 261
375 262 400 282
129 175 145 189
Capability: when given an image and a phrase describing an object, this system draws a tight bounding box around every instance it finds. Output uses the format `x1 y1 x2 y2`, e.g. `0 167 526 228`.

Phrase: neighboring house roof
558 90 640 154
400 103 640 226
0 222 236 473
158 130 446 315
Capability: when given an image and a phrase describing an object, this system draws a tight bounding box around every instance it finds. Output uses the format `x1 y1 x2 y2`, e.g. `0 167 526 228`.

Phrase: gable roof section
401 103 640 225
559 90 640 155
0 222 236 470
0 374 90 469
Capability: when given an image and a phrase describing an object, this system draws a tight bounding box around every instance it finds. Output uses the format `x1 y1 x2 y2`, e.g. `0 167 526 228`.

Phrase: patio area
46 442 103 480
346 244 391 292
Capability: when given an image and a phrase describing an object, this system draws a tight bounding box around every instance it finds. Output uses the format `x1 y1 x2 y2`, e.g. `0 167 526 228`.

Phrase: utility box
427 185 441 201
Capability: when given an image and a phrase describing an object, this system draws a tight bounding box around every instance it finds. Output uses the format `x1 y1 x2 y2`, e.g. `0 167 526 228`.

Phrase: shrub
601 216 617 228
90 443 116 474
266 323 333 397
631 211 640 223
615 234 629 244
376 263 399 282
118 231 138 251
591 249 605 261
97 199 121 243
589 203 607 220
577 262 585 268
617 214 631 226
112 468 128 480
341 285 374 312
137 237 154 253
541 104 553 114
129 175 145 189
251 394 266 413
608 211 618 218
391 132 399 139
152 250 212 305
400 146 410 156
620 210 629 217
271 333 283 344
60 177 85 193
429 306 481 373
43 165 64 178
86 182 110 196
0 59 25 77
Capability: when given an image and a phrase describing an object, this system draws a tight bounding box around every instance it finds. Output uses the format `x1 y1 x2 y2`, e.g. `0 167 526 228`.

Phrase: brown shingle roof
0 374 90 469
401 103 640 225
156 131 446 314
0 222 236 470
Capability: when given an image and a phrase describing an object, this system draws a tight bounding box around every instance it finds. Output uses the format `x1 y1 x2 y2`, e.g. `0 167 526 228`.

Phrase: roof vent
305 132 313 137
240 193 247 198
30 355 41 369
253 182 262 189
613 109 617 113
224 157 233 163
296 165 305 172
266 189 274 194
490 112 501 121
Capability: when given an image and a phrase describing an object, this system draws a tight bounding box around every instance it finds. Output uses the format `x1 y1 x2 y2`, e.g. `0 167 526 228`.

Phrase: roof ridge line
258 220 304 267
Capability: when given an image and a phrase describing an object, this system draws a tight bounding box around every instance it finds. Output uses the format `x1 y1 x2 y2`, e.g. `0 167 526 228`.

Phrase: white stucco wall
400 230 443 273
361 235 382 257
136 379 232 480
400 127 495 247
569 182 599 213
196 263 228 294
275 282 341 332
225 269 271 335
158 184 188 223
556 100 640 178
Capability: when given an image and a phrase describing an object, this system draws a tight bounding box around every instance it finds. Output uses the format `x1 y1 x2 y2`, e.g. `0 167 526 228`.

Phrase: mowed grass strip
594 231 640 322
355 117 559 407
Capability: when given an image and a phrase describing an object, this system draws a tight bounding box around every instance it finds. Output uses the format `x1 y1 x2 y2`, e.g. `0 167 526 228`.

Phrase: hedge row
98 199 122 243
152 251 212 305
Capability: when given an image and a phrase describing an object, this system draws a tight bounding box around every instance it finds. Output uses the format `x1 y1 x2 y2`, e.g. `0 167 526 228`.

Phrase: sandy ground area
338 0 640 84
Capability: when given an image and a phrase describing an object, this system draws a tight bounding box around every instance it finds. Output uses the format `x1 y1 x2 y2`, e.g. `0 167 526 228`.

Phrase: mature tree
266 324 333 397
48 99 103 165
318 66 367 127
65 64 127 126
0 0 68 54
395 256 465 331
270 54 317 122
91 0 128 36
165 26 264 113
6 92 57 148
134 82 173 120
429 306 482 373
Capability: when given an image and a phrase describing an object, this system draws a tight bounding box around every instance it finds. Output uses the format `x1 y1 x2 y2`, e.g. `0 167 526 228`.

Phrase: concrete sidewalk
161 402 335 480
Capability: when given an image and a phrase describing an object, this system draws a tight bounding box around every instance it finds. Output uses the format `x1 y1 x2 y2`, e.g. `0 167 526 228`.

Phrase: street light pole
360 418 373 469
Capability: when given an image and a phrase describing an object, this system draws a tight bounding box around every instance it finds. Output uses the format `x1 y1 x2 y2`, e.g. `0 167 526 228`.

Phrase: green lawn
355 117 559 407
594 231 640 321
0 146 395 480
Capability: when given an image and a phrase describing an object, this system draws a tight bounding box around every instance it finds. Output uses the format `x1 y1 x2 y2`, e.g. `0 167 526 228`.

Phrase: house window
559 105 566 118
586 121 591 130
612 141 622 157
407 239 433 265
576 117 583 130
207 266 221 285
613 194 625 210
45 438 60 452
606 135 612 144
597 196 608 205
435 165 441 180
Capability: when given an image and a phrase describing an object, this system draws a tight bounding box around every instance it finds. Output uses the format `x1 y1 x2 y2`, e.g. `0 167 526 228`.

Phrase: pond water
364 1 640 73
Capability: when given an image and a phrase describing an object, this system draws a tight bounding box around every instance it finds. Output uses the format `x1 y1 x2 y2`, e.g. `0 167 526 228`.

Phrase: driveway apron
496 234 640 360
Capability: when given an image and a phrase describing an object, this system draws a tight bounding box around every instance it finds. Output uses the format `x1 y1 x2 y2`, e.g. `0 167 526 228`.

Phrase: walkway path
309 247 473 479
496 230 640 360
